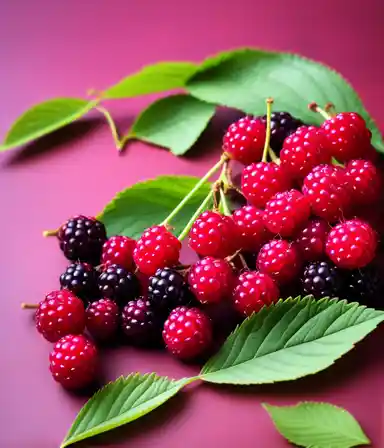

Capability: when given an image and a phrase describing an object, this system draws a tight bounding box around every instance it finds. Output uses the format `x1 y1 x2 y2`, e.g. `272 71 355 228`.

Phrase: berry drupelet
35 290 85 342
57 215 106 265
133 225 181 276
98 264 140 307
102 235 136 271
232 205 271 251
301 261 344 299
345 159 381 206
343 266 382 308
294 218 329 261
59 262 98 302
85 298 119 342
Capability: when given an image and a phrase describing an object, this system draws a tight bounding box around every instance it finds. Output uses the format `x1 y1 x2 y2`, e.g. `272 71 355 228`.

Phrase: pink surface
1 1 383 447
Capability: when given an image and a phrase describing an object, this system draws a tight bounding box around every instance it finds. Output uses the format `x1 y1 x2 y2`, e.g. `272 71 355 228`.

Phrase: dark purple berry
302 261 344 299
60 263 98 302
343 266 382 309
98 264 140 307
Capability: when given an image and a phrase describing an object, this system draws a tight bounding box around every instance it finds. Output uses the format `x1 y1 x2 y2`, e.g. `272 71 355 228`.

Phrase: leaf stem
162 155 228 227
96 106 122 151
261 98 274 163
178 190 213 241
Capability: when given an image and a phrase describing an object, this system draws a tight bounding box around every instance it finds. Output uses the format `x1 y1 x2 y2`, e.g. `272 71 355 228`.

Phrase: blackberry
121 298 162 345
58 215 106 265
98 264 140 307
261 111 305 154
148 267 196 313
302 261 344 299
343 266 382 308
60 263 98 302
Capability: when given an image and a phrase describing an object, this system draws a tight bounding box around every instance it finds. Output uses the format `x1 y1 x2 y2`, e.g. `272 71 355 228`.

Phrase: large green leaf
98 175 212 239
200 296 384 384
0 98 96 151
125 94 216 155
61 373 195 447
263 402 370 448
187 48 384 152
103 61 197 98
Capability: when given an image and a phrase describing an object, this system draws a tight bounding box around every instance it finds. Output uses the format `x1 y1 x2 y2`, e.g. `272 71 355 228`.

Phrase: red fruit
241 162 292 208
345 159 381 205
232 205 272 251
232 271 279 316
102 236 136 271
189 211 239 258
35 290 85 342
133 225 181 276
294 218 329 261
49 334 97 389
321 112 371 162
85 299 119 341
263 189 310 237
257 239 302 284
281 126 332 179
326 219 377 269
188 257 234 304
302 164 350 222
223 116 266 165
163 307 212 359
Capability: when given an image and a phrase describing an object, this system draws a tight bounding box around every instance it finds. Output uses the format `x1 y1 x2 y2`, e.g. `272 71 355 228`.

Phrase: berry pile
27 100 383 392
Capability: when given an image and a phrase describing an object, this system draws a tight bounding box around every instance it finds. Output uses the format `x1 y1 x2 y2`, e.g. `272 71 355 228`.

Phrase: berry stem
162 155 228 227
268 147 280 165
261 98 274 163
42 229 58 237
178 190 213 241
308 102 331 120
325 102 337 116
96 106 123 151
219 188 231 216
21 303 38 309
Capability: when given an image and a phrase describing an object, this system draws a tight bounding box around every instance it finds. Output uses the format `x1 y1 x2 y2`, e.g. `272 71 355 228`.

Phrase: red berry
85 299 119 341
321 112 371 162
49 334 97 389
232 205 272 251
102 236 136 271
35 290 85 342
263 189 310 237
294 218 329 261
188 257 234 304
326 219 377 269
133 225 181 276
163 306 212 360
223 116 266 165
189 211 239 258
241 162 292 208
257 239 302 284
302 164 350 222
345 159 381 206
232 271 279 316
281 126 332 179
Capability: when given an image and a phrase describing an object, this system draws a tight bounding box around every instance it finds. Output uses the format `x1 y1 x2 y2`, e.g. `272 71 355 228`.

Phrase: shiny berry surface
301 261 344 299
232 205 271 251
98 264 140 307
59 262 98 302
102 235 136 271
345 159 381 205
261 111 304 154
85 298 119 341
294 218 329 261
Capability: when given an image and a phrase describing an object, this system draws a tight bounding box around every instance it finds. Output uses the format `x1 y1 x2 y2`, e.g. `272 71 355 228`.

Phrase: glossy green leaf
263 402 370 448
103 62 197 99
98 175 212 239
200 296 384 384
126 94 216 155
61 373 195 447
187 48 384 152
0 98 96 151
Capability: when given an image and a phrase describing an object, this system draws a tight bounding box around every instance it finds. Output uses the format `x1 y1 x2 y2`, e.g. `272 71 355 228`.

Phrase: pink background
1 1 383 447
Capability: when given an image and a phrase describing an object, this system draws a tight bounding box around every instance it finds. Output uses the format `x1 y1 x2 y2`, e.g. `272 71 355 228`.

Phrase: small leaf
263 402 371 448
1 98 96 151
127 94 216 155
98 175 212 239
103 62 197 99
187 48 384 152
200 296 384 385
61 373 195 447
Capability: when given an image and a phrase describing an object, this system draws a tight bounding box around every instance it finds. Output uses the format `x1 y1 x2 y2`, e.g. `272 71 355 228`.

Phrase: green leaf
200 296 384 385
103 62 197 99
187 48 384 152
0 98 96 151
126 94 216 155
61 373 195 447
263 402 370 448
99 175 212 239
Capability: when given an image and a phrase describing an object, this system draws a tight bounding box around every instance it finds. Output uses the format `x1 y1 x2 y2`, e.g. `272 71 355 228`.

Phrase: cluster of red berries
32 107 382 391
